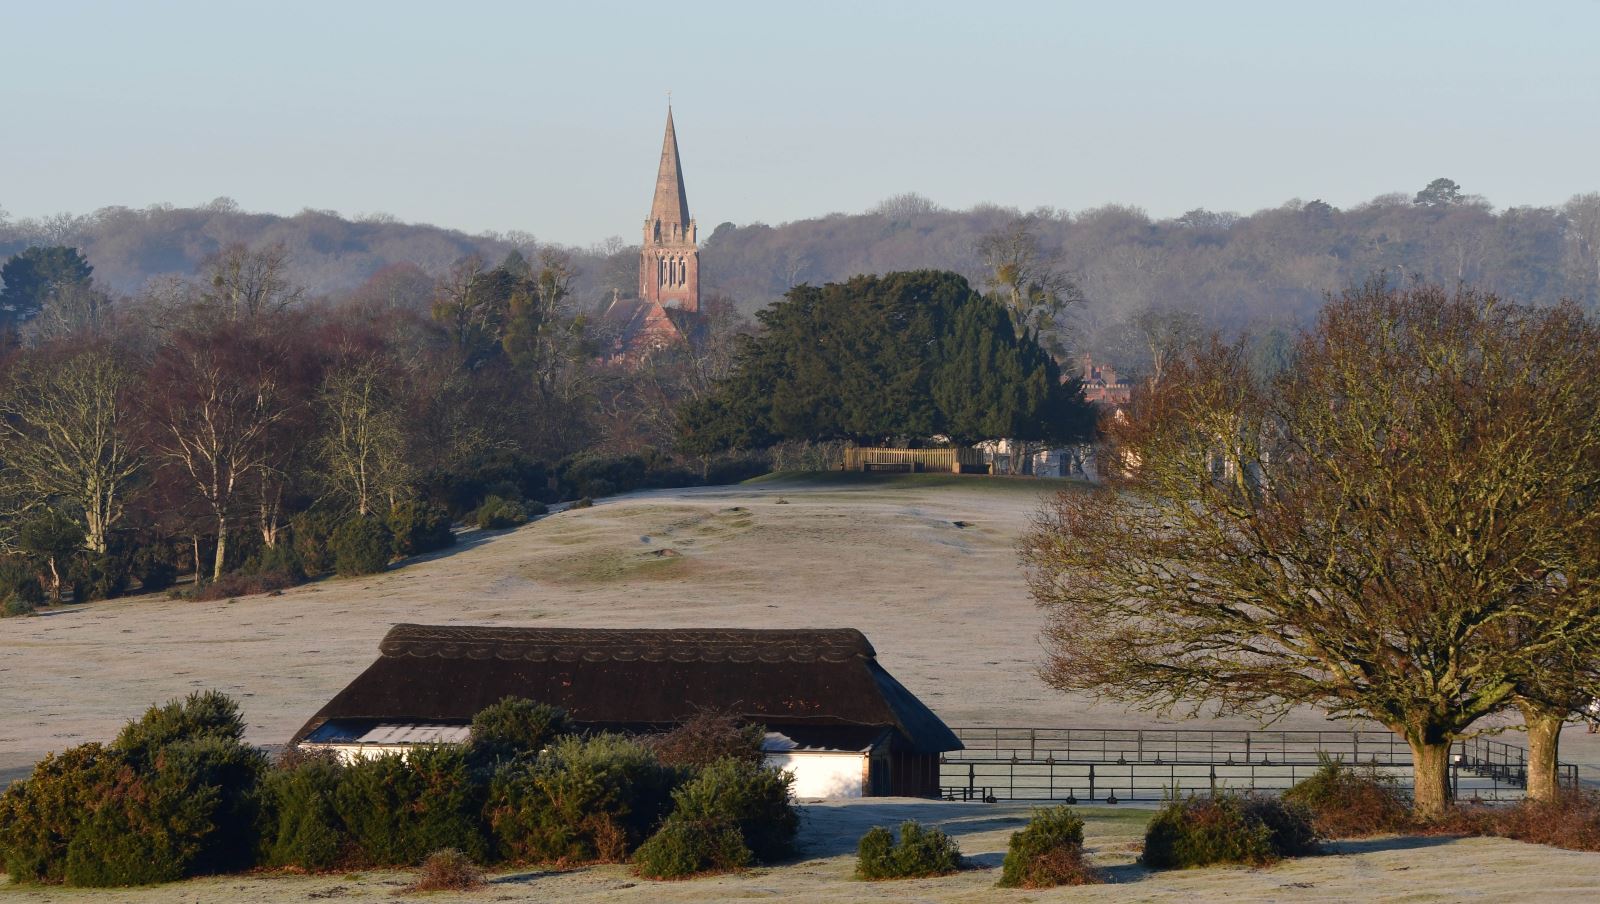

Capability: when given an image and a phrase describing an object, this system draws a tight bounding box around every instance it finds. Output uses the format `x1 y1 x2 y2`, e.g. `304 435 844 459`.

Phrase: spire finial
667 89 672 109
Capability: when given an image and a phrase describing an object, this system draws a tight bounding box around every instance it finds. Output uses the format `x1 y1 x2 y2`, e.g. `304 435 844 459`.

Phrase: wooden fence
841 447 988 473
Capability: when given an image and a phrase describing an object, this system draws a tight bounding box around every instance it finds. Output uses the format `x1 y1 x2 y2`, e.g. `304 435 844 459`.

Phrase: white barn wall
766 750 867 798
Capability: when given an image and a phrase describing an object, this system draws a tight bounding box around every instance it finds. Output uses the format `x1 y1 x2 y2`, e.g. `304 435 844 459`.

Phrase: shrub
474 495 528 530
387 500 456 557
1431 791 1600 851
126 543 178 593
333 747 487 866
258 757 350 870
998 806 1099 888
525 500 549 517
855 820 962 880
3 593 37 617
632 816 751 879
1142 792 1316 869
645 710 767 770
1283 759 1412 838
67 551 130 602
242 542 307 580
667 759 797 862
290 509 341 577
0 555 46 615
0 743 123 883
113 690 247 767
1243 796 1320 858
469 697 570 766
329 515 393 577
406 848 485 892
193 568 303 601
486 733 679 864
574 496 594 509
62 734 266 886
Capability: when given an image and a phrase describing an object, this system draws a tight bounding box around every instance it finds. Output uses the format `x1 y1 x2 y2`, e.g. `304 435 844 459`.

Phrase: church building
600 107 704 363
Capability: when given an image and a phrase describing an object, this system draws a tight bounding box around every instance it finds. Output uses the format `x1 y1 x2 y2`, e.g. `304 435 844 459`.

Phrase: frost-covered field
4 474 1599 899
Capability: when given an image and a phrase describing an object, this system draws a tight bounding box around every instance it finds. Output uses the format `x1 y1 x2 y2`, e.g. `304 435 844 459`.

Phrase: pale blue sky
4 0 1597 244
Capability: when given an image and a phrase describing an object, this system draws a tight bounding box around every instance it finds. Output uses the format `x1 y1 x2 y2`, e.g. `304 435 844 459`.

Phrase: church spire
649 106 691 228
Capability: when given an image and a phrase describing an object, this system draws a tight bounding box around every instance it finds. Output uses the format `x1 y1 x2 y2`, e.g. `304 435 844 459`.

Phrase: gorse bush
0 555 46 616
257 756 349 870
333 747 487 866
855 820 963 880
998 806 1100 888
290 509 340 577
113 690 247 766
645 710 767 770
485 733 679 864
329 515 393 577
1283 759 1412 838
0 744 122 883
632 816 751 879
468 697 570 767
1142 793 1318 870
0 692 266 888
474 495 528 530
665 758 797 862
387 499 455 557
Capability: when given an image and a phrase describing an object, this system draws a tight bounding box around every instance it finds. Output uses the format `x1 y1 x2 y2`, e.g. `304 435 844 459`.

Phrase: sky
3 0 1598 245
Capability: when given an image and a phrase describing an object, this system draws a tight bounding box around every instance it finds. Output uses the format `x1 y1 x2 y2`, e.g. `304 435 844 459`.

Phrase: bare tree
975 217 1082 354
1022 283 1600 818
146 323 300 579
0 346 141 554
199 243 304 319
317 360 413 516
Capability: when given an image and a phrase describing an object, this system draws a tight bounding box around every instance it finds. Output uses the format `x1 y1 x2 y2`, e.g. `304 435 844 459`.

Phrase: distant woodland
4 180 1598 375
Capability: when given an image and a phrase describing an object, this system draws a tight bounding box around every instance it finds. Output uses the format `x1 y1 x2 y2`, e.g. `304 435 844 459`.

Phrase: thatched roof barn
292 624 961 798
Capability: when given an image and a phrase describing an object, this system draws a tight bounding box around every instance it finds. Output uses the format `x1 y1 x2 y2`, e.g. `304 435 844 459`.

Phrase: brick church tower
639 106 699 313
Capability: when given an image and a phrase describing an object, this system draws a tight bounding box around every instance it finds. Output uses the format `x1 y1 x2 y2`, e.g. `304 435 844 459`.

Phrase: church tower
640 106 699 313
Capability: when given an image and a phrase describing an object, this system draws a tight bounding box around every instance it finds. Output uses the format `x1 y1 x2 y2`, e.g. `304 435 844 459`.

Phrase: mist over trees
5 181 1598 373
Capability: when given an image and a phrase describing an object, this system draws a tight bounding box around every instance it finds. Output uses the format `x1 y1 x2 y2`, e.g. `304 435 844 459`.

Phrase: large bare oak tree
1023 282 1600 817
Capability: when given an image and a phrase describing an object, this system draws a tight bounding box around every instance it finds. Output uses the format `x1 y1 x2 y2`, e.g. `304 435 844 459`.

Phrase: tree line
0 242 749 610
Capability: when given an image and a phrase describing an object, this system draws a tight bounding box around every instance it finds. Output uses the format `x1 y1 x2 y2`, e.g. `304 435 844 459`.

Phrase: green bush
1142 792 1317 870
387 499 456 557
329 515 393 577
67 551 130 602
632 816 751 879
525 500 549 517
474 495 528 530
290 509 341 577
998 806 1099 888
333 747 486 866
469 697 570 766
242 542 306 581
113 690 247 767
485 734 680 864
61 734 266 886
855 820 962 880
126 543 178 593
0 743 123 883
667 759 796 862
574 496 594 509
1283 759 1411 838
257 757 350 870
0 555 46 616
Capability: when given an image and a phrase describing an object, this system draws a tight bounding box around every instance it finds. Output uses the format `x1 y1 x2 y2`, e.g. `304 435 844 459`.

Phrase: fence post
1088 764 1095 801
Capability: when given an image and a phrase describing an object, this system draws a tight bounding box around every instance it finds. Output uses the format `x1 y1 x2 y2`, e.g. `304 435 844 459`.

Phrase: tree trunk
213 517 228 581
1408 738 1453 821
1520 699 1565 803
46 557 62 603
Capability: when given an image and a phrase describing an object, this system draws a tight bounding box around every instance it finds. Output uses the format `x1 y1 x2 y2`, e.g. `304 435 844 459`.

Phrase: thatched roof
291 624 962 754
